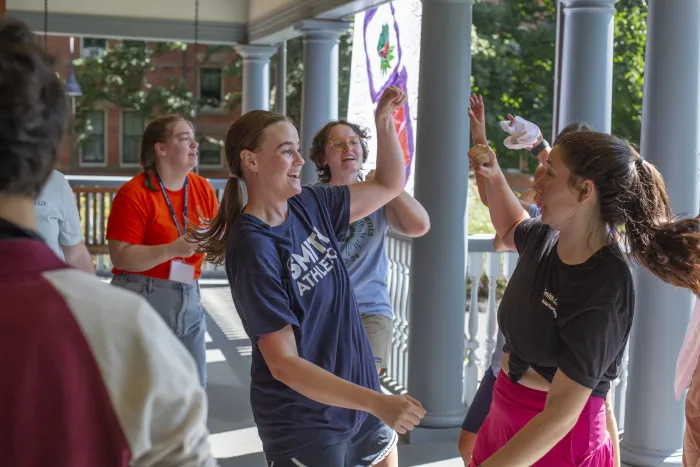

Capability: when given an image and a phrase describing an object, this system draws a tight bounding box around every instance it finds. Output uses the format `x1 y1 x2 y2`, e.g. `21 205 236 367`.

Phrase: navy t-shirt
498 218 634 398
225 185 380 461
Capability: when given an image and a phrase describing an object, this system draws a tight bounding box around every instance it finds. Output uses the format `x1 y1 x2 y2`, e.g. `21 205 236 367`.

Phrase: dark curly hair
556 131 700 296
309 120 370 183
0 19 67 198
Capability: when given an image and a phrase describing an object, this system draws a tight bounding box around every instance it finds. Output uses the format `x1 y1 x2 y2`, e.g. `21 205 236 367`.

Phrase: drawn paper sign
348 0 422 194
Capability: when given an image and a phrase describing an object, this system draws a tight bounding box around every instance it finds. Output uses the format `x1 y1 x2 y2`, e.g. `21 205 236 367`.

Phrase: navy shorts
268 415 398 467
461 367 497 433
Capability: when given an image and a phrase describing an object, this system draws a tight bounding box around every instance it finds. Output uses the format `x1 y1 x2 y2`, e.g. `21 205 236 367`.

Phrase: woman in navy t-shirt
194 87 425 467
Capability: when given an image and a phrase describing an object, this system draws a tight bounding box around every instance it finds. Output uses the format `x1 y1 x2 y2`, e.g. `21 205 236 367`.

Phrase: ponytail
554 131 700 296
192 176 244 265
191 109 290 265
624 159 700 296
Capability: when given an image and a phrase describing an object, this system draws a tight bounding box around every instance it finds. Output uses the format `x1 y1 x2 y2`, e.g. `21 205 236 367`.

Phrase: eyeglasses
328 137 362 151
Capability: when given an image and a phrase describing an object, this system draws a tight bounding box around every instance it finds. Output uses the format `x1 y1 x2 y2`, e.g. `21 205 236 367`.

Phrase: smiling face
243 120 304 201
534 145 596 230
324 124 364 180
155 120 199 171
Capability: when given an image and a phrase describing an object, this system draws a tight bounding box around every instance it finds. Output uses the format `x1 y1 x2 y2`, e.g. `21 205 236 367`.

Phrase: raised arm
363 170 430 237
467 94 528 251
468 144 528 252
468 94 491 207
385 192 430 237
348 87 407 223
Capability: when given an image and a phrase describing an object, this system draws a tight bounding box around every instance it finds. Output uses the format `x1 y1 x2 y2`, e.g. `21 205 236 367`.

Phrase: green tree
611 0 647 145
73 41 242 144
471 0 558 170
470 0 647 169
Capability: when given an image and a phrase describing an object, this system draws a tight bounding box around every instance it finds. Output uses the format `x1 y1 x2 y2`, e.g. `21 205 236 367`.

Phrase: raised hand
364 169 376 181
372 394 426 434
468 144 500 179
375 86 408 122
505 112 543 151
468 94 487 145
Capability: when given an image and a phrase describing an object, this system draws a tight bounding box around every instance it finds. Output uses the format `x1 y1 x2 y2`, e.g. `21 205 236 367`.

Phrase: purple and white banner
347 0 422 194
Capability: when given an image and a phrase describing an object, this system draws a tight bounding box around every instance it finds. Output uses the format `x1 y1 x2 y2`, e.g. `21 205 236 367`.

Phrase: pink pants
469 371 613 466
684 362 700 467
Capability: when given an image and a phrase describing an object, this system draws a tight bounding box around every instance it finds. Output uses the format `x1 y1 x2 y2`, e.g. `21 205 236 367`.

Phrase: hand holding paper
499 115 542 150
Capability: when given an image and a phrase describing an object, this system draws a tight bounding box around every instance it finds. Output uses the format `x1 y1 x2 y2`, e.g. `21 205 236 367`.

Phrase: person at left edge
106 115 220 387
34 169 95 274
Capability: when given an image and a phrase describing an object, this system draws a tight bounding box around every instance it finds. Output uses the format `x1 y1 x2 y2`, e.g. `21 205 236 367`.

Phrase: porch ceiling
7 0 391 46
7 0 248 44
247 0 391 43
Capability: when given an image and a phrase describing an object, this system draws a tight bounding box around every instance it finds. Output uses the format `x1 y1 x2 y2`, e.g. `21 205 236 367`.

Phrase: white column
294 19 350 185
234 44 277 113
406 0 473 442
620 1 700 466
557 0 616 132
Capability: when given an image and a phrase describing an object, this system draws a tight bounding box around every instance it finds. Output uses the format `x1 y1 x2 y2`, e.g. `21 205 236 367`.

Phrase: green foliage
73 41 242 143
611 0 647 144
338 26 354 121
471 0 558 171
285 36 303 126
468 176 496 235
470 0 647 169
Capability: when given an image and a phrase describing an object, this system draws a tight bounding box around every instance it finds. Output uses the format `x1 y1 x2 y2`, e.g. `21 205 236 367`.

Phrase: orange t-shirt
106 172 219 280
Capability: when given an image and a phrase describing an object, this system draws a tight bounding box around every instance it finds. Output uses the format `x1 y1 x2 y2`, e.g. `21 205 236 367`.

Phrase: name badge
170 260 195 284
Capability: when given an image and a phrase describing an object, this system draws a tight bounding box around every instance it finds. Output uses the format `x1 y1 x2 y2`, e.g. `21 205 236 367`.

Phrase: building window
81 110 106 165
121 111 144 165
123 40 146 50
81 37 107 58
199 138 222 166
199 68 222 107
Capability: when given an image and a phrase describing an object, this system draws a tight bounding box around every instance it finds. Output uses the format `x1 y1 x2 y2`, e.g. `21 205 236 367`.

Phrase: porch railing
67 175 227 278
68 175 629 432
384 231 630 434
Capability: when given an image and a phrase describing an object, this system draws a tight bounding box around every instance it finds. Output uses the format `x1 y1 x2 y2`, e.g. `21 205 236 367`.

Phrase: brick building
47 35 242 178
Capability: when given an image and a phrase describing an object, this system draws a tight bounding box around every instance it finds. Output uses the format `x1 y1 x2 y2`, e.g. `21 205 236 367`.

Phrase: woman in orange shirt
106 115 219 387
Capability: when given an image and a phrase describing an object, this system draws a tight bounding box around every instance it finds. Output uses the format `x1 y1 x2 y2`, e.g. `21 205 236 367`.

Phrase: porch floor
200 282 464 467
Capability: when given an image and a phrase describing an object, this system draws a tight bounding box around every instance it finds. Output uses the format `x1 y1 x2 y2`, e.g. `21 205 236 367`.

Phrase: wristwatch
530 139 550 158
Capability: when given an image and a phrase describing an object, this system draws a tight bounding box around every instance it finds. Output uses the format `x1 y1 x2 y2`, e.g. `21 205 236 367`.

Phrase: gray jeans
111 273 207 387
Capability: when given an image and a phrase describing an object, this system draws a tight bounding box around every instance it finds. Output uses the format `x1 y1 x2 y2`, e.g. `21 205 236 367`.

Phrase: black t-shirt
498 218 634 398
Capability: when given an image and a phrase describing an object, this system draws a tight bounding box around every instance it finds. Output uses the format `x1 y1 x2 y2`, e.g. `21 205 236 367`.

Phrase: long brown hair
192 110 290 265
556 131 700 295
139 115 193 191
309 120 370 183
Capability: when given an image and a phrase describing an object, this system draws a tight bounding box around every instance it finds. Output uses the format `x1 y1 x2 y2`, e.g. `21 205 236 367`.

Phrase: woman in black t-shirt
466 99 700 466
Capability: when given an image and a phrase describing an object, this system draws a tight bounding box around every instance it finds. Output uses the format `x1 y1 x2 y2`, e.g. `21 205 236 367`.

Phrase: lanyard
155 171 188 236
